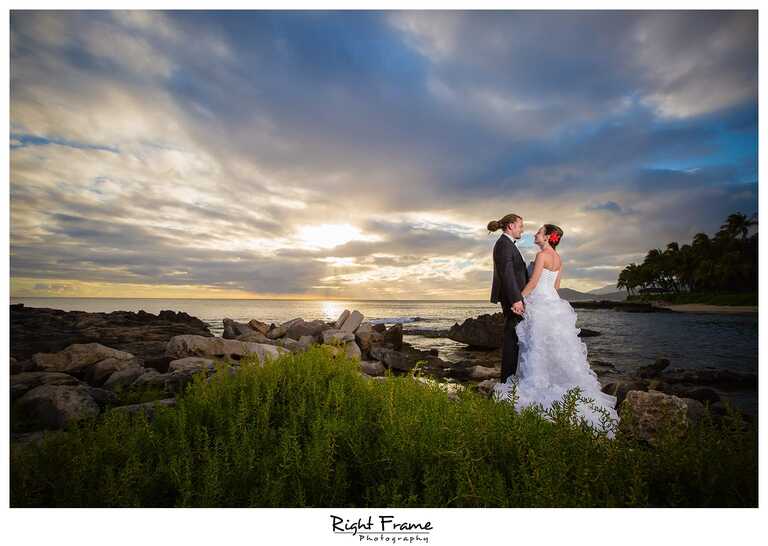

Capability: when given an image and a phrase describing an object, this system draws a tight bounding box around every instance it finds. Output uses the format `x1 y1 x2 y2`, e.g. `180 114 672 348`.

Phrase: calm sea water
10 297 758 375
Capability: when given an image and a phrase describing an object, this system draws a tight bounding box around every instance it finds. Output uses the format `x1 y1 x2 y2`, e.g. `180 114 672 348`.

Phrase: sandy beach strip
660 304 757 314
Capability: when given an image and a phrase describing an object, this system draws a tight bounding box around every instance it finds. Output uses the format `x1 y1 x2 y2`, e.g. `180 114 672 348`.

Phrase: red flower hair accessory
548 232 561 245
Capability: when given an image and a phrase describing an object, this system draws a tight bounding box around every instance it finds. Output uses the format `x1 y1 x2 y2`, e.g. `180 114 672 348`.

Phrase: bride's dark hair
543 224 564 248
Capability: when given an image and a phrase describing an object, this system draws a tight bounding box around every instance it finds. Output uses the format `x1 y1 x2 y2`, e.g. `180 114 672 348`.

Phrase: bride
492 223 620 436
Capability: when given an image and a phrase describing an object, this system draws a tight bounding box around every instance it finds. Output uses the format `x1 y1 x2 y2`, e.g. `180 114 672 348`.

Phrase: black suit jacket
490 234 530 313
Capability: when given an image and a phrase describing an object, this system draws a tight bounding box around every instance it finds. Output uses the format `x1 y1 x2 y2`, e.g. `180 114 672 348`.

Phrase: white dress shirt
503 232 517 243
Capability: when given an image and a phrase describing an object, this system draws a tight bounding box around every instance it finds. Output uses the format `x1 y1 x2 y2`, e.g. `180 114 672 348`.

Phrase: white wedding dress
493 263 620 436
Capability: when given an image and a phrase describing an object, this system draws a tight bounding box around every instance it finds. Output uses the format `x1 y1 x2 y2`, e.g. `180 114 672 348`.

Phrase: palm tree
721 212 758 241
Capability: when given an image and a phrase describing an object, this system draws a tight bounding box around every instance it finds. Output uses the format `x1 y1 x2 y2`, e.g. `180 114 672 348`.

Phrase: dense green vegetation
11 346 757 507
617 212 757 298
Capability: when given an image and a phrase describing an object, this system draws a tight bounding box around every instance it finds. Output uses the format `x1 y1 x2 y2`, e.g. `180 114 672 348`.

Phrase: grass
10 345 757 507
628 292 757 306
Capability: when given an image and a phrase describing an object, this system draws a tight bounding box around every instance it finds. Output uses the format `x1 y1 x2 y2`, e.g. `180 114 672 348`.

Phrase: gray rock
86 357 143 386
356 322 373 334
132 370 169 390
285 319 330 340
467 365 500 380
164 370 197 394
297 335 317 351
266 318 304 339
476 379 498 397
447 313 504 349
383 323 403 350
109 398 177 419
103 366 148 390
359 360 385 376
322 329 355 345
334 309 351 329
371 323 387 333
165 335 288 364
32 343 135 375
340 310 364 333
235 331 273 344
620 390 691 444
86 387 119 407
10 371 81 401
248 319 271 335
355 329 384 355
168 357 216 374
370 346 415 371
344 340 362 360
275 337 300 352
16 384 101 429
222 318 255 339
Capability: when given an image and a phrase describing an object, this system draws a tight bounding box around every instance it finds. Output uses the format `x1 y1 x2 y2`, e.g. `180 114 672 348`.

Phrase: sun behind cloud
296 223 381 250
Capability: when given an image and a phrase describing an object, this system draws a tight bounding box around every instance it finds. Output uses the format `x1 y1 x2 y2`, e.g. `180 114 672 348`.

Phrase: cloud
9 11 757 297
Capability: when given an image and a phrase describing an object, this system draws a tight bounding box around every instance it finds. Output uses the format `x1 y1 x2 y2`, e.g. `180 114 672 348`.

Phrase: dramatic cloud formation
10 10 757 298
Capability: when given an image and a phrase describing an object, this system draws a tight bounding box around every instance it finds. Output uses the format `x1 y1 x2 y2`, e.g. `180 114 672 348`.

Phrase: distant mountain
558 287 626 302
588 284 620 295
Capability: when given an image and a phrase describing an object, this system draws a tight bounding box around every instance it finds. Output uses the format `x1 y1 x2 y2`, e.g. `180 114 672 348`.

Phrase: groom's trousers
500 306 521 382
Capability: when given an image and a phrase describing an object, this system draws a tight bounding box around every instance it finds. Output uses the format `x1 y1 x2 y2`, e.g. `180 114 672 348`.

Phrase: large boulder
15 385 101 429
355 329 385 356
235 331 272 344
108 398 177 419
222 318 254 339
334 309 351 329
10 371 81 401
620 390 705 444
266 318 304 340
297 335 317 352
32 343 135 376
103 366 148 390
383 323 403 350
370 346 415 372
168 357 216 374
344 341 362 360
10 303 213 363
285 319 330 340
371 323 387 333
339 310 364 333
86 357 143 386
360 360 385 376
165 335 288 364
322 329 356 345
131 370 169 390
467 366 500 380
447 313 504 349
248 319 270 336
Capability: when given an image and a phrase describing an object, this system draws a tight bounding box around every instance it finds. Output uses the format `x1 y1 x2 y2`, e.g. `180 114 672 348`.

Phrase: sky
9 10 758 299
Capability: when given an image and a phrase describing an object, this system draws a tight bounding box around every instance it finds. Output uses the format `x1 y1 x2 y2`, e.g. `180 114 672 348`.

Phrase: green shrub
10 345 757 507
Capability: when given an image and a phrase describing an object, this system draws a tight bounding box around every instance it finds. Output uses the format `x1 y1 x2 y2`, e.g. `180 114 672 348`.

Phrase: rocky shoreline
10 304 756 444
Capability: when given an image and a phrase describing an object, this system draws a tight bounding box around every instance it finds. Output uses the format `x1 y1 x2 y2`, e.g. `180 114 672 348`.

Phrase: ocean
10 297 758 376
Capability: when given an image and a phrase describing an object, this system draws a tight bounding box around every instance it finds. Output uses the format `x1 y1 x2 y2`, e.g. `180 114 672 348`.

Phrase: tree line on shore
617 212 757 296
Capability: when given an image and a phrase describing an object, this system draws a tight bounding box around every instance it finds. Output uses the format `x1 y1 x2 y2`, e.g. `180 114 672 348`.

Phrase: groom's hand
512 301 525 315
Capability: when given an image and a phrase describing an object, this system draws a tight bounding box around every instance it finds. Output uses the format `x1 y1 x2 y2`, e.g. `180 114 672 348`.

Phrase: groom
490 214 529 382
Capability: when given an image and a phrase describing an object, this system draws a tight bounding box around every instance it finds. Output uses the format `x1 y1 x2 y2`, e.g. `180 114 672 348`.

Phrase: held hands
512 300 525 316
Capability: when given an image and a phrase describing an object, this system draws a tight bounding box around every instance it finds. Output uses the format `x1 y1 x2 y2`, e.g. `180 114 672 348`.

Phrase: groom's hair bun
487 213 522 233
543 224 564 248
